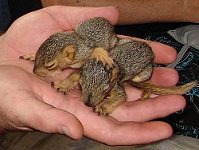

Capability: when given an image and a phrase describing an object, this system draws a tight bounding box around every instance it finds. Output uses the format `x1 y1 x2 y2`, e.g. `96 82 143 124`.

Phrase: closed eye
45 60 58 70
104 85 110 92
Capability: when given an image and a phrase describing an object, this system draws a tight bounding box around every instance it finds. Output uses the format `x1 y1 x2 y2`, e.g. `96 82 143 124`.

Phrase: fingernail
59 126 71 137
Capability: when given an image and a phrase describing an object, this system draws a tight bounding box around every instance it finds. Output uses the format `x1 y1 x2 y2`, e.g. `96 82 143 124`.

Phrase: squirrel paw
51 81 70 95
93 102 110 116
91 47 114 68
19 54 35 61
51 73 80 95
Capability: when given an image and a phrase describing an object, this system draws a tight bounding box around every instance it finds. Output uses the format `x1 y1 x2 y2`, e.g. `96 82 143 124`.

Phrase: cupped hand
0 6 185 145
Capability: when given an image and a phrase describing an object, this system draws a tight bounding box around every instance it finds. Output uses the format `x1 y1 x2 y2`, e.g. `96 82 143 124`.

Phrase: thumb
16 98 83 139
41 6 119 29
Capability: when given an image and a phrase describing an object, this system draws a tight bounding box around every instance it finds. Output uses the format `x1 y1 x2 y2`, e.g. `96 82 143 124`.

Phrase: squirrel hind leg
132 64 153 83
94 83 126 115
19 54 35 61
51 72 80 94
141 91 152 99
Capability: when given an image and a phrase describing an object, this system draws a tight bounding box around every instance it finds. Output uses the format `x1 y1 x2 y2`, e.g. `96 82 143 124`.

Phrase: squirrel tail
130 81 198 97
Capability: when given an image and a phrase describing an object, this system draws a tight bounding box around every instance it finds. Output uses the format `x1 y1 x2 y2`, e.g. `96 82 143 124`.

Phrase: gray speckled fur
79 58 113 106
110 40 154 82
34 32 95 69
76 17 118 50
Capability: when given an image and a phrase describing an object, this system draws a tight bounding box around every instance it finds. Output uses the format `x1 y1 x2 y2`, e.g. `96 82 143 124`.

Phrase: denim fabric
1 131 199 150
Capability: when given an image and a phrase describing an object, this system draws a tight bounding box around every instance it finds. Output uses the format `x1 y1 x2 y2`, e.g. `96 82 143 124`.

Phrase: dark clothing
0 0 11 31
7 0 42 22
0 0 42 32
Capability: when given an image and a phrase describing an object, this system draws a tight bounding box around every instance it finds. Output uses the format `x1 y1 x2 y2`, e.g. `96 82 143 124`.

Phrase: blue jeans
0 131 199 150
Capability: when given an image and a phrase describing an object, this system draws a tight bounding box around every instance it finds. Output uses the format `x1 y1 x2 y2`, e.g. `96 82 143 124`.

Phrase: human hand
0 65 83 139
0 6 185 145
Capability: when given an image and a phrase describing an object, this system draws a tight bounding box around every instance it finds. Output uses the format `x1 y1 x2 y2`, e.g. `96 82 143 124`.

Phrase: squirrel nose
84 94 93 107
85 101 92 107
33 67 47 77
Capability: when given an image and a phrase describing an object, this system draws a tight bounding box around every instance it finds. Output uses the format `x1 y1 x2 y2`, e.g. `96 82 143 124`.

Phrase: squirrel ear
63 45 75 60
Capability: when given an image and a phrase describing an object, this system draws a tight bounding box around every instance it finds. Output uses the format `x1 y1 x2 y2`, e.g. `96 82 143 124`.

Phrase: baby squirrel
109 40 197 99
20 17 117 77
20 17 197 115
80 58 126 115
79 58 120 107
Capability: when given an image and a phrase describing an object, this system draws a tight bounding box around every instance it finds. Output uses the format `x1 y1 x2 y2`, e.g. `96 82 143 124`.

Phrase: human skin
0 6 186 145
42 0 199 24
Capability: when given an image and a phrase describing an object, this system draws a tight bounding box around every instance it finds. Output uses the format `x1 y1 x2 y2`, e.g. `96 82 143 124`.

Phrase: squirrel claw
93 105 109 116
19 54 35 61
91 47 114 68
100 56 114 68
51 81 69 95
51 82 54 87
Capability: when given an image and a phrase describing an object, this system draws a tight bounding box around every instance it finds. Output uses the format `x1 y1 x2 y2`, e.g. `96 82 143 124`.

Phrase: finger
106 121 172 145
125 67 179 101
15 97 83 139
42 6 119 30
111 95 186 122
150 67 179 86
146 40 177 64
78 111 173 145
119 35 177 64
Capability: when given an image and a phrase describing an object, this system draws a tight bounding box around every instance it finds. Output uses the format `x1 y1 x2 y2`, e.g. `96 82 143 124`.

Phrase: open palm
0 6 185 145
